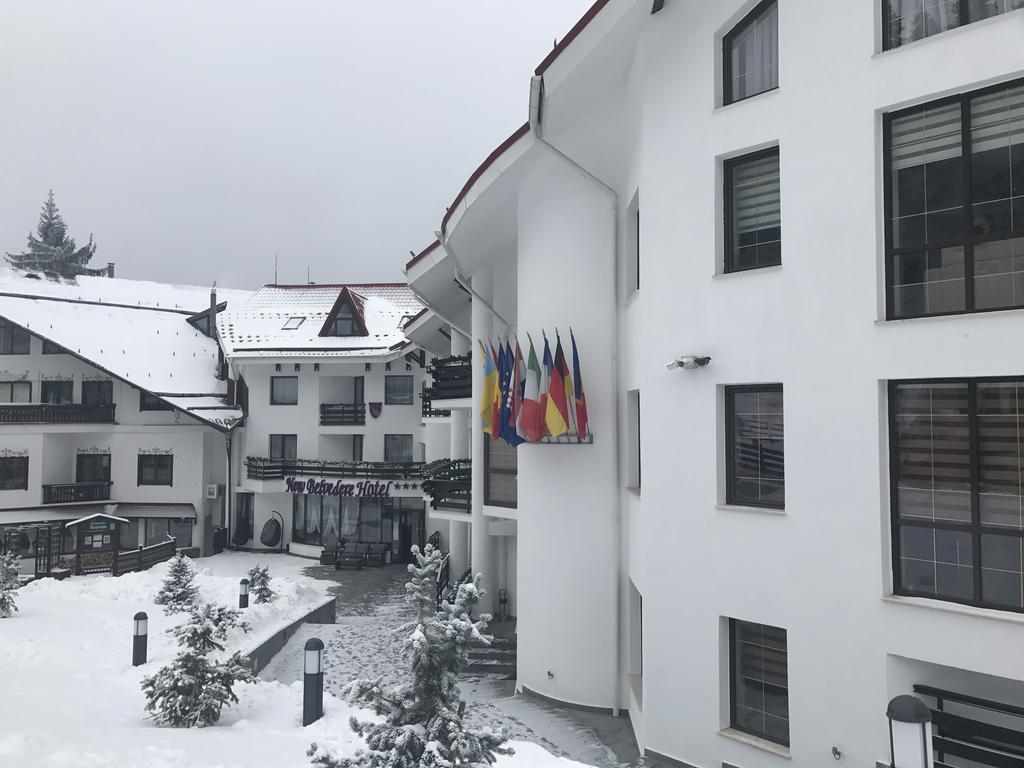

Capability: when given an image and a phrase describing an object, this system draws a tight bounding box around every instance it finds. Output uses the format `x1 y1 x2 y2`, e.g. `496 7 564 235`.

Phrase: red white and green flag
520 335 544 442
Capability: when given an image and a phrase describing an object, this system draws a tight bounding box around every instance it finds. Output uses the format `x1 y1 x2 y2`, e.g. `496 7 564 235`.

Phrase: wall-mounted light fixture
666 355 711 371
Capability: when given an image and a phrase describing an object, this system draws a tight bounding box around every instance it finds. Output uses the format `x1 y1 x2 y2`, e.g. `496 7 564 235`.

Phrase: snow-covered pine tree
5 191 105 277
141 602 254 727
154 553 200 615
246 564 274 604
0 552 21 618
308 544 510 768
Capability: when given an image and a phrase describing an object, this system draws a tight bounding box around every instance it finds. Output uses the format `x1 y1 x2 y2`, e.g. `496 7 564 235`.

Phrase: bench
335 541 370 570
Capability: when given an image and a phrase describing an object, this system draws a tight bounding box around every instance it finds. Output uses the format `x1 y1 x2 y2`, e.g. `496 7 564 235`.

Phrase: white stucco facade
407 1 1024 766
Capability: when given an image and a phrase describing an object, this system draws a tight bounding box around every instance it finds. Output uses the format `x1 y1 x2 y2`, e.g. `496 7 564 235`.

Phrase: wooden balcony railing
421 387 451 419
319 402 366 426
42 481 113 504
0 403 116 424
425 353 472 401
422 459 471 513
246 456 426 481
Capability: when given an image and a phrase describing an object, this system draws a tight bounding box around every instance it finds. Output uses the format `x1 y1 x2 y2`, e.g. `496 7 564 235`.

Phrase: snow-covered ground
0 552 597 768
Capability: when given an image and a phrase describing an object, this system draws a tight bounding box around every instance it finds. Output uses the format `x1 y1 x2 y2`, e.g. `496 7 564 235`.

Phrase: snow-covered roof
217 283 424 359
0 269 250 430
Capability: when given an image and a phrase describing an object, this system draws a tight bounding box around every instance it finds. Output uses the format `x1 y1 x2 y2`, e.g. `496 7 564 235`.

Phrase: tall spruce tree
5 190 104 277
246 564 274 604
309 544 510 768
154 553 200 615
0 552 21 618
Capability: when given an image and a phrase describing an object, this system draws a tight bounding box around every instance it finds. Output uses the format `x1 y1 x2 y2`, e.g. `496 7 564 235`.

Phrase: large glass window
139 391 173 411
725 148 782 273
726 385 785 508
723 1 778 105
137 454 173 486
40 380 72 405
884 0 1024 51
269 434 297 460
76 453 110 483
730 620 789 746
484 436 518 508
385 375 415 405
145 518 192 547
0 381 31 403
891 379 1024 611
325 303 359 336
0 321 30 355
82 381 113 406
270 376 298 405
0 456 28 490
886 80 1024 318
384 434 414 463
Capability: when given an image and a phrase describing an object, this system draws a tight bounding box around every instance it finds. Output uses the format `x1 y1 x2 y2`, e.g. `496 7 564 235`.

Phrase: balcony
0 403 116 425
421 387 451 419
246 456 425 481
422 459 471 513
424 353 471 401
42 481 113 504
319 402 366 426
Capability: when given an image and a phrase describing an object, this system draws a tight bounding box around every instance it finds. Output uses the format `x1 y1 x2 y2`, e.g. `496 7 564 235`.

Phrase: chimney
210 283 218 339
106 262 115 278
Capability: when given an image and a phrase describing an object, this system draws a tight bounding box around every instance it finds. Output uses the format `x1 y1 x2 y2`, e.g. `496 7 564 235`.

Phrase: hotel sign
284 476 393 498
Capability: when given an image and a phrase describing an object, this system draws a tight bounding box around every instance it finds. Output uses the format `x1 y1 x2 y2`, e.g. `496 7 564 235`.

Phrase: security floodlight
666 355 711 371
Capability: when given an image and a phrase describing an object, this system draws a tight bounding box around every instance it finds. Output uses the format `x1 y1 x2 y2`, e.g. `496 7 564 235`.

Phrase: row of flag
479 330 589 446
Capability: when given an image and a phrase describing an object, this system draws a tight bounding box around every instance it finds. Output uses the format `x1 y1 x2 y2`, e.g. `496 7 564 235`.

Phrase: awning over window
115 504 196 520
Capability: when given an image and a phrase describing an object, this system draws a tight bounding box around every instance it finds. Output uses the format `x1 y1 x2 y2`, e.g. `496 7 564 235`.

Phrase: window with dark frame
42 339 63 354
723 0 779 105
730 619 789 746
352 434 364 462
326 303 359 336
385 375 415 405
0 456 28 490
891 378 1024 612
76 453 111 483
883 0 1024 51
139 391 173 411
81 380 113 407
40 380 73 405
886 79 1024 319
269 434 297 461
725 148 782 273
137 454 173 486
270 376 298 405
726 385 785 508
484 436 518 508
0 321 30 355
0 381 31 403
384 434 414 463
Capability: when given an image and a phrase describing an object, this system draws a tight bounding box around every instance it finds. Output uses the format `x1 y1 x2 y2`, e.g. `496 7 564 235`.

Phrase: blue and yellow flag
479 340 499 436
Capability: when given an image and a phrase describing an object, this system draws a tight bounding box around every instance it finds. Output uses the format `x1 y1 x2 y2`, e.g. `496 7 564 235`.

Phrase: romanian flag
521 335 543 442
479 340 499 437
571 330 588 441
544 334 569 437
557 333 575 435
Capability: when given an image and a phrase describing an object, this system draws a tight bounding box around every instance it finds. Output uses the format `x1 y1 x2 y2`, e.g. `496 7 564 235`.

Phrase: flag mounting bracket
535 432 593 445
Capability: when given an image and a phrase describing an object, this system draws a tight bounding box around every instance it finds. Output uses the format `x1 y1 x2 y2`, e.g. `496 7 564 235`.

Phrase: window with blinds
484 436 517 508
384 434 414 463
726 385 785 508
885 79 1024 318
725 148 781 273
730 619 789 746
270 376 298 405
883 0 1024 51
385 375 415 405
891 379 1024 611
723 1 779 105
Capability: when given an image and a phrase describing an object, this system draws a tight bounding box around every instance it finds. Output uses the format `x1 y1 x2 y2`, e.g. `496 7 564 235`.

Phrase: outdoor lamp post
887 695 934 768
303 637 325 726
239 578 250 609
132 611 148 667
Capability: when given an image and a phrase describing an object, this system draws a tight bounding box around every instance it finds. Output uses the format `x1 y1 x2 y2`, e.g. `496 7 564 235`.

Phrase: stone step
468 647 517 659
465 659 517 676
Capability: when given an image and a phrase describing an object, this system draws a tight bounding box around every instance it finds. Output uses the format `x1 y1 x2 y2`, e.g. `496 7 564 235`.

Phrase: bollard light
132 611 148 667
303 637 325 726
887 695 933 768
239 578 250 609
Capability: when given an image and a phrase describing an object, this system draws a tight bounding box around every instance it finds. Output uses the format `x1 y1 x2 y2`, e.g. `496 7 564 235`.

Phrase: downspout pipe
529 74 625 718
225 430 233 551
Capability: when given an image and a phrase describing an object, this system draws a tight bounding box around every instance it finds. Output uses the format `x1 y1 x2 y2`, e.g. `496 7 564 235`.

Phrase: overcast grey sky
0 2 592 289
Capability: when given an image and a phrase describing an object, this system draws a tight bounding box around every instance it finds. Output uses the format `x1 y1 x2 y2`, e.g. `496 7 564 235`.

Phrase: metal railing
319 402 366 426
0 403 116 424
421 386 452 419
246 456 426 481
42 481 112 504
422 459 471 512
425 353 472 401
915 684 1024 768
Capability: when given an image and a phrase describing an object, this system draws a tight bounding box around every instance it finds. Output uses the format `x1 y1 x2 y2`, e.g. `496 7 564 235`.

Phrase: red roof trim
535 0 614 75
405 240 440 271
318 287 369 338
440 122 531 234
402 306 428 329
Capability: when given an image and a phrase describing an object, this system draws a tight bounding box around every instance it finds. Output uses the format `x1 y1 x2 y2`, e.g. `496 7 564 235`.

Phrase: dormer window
327 304 358 336
282 316 305 330
319 287 368 338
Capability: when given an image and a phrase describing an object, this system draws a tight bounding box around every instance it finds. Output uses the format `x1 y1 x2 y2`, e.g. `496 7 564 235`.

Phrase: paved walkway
259 562 648 768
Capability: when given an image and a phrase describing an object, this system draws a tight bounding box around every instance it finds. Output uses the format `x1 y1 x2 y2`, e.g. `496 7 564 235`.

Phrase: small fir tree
246 564 274 604
309 544 510 768
141 602 254 728
5 191 104 277
154 553 200 615
0 552 21 618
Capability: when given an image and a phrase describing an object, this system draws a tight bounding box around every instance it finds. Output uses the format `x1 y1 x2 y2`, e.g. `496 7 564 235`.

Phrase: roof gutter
529 73 625 718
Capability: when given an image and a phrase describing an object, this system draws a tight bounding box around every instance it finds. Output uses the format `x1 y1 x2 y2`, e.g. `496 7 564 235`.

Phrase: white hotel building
406 2 1024 767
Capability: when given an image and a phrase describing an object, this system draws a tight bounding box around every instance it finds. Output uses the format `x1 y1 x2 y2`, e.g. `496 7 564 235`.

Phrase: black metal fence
319 402 366 426
425 353 472 401
246 456 427 481
0 403 116 424
42 481 113 504
422 459 471 512
915 684 1024 768
421 387 452 419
